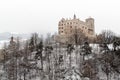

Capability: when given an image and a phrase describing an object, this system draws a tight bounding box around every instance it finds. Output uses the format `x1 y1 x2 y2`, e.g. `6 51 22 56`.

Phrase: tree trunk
70 53 72 68
23 69 26 80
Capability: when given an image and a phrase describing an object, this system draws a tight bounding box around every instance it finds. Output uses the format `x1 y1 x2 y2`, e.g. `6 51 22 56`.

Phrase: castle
58 14 95 43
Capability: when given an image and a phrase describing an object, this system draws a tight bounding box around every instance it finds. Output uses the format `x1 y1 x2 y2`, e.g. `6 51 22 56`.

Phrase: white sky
0 0 120 35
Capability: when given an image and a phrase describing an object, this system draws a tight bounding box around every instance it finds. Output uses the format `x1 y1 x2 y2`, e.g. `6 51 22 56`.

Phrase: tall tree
97 30 115 44
67 44 74 67
67 27 86 46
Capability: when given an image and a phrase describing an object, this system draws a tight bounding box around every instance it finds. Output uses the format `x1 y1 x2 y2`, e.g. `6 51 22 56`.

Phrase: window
59 31 61 34
82 26 84 28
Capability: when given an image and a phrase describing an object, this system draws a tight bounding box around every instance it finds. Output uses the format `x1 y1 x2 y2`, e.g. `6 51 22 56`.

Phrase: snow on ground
0 42 119 80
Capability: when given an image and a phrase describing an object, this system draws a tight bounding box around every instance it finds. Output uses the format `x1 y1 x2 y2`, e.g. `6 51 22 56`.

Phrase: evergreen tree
29 36 34 52
81 42 92 60
35 41 43 59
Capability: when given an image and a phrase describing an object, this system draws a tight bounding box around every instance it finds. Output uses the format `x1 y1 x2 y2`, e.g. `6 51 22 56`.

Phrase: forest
0 30 120 80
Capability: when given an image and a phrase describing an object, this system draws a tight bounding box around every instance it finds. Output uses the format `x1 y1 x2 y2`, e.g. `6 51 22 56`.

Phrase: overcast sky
0 0 120 35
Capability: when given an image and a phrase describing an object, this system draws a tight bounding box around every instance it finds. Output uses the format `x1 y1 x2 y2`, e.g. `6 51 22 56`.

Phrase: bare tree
97 30 115 44
66 44 74 68
67 27 86 46
45 33 53 46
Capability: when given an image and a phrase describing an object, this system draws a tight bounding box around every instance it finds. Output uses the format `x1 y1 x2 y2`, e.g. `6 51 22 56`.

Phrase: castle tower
86 17 95 36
